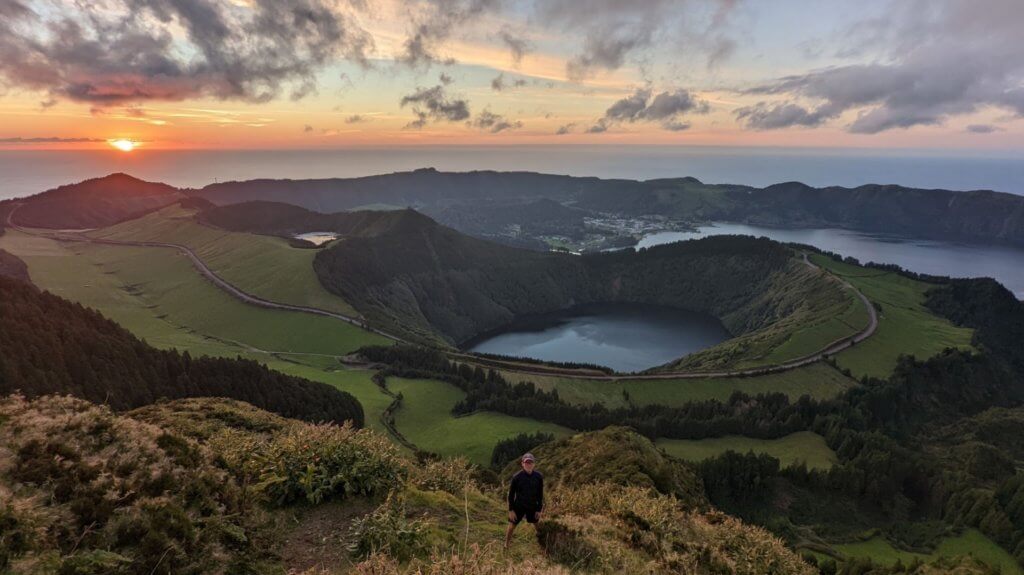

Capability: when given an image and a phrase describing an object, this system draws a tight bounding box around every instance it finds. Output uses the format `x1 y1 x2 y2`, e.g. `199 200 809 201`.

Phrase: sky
1 0 1023 151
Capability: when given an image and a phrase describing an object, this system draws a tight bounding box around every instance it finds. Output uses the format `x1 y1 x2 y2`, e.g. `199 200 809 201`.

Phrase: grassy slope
388 377 573 465
1 229 385 357
812 255 975 379
656 432 837 471
669 260 869 371
515 362 857 409
89 205 359 317
831 530 1021 575
759 283 870 365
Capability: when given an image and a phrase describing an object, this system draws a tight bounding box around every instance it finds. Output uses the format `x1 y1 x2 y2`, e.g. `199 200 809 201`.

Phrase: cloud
439 72 454 86
589 87 709 132
555 123 576 135
0 0 374 107
965 124 1003 134
661 119 691 131
400 84 471 128
468 109 522 133
490 73 526 92
534 0 740 81
734 102 838 130
0 136 104 143
497 28 531 65
399 0 499 68
345 114 368 124
737 0 1024 133
304 124 314 132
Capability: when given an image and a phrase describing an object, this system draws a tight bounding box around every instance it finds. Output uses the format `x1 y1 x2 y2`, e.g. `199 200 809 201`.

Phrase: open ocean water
1 146 1022 199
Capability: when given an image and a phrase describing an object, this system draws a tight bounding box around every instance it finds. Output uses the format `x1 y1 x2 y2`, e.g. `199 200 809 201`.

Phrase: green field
88 205 359 317
1 229 386 358
656 431 837 470
831 530 1021 574
812 255 975 379
515 362 857 409
757 280 870 365
388 377 573 465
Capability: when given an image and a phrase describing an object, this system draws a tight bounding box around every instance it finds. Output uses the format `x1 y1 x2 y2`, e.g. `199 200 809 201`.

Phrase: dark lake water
638 223 1024 299
464 303 730 373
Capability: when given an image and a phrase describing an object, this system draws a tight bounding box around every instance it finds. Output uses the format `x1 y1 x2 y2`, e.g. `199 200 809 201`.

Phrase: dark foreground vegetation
0 276 364 426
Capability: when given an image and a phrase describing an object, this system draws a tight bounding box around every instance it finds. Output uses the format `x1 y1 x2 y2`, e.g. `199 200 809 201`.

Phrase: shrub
214 421 407 506
348 496 427 562
412 456 476 495
0 394 267 574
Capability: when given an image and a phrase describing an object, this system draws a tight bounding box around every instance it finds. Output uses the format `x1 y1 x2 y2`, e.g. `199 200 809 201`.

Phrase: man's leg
504 521 516 548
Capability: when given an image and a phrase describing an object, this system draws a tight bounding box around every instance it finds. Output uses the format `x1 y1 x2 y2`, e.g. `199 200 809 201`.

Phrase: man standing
505 452 544 549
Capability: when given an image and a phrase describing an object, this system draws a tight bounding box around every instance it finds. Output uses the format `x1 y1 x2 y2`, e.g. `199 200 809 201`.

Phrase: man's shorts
509 508 540 525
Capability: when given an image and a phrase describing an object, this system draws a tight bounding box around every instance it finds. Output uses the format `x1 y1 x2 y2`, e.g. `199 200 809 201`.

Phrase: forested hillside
0 276 364 426
0 249 29 282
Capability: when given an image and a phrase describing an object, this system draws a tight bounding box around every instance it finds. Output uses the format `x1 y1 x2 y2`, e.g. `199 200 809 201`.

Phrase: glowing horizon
1 1 1022 153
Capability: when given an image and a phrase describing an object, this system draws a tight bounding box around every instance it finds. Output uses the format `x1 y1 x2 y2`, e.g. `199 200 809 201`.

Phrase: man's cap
521 452 536 462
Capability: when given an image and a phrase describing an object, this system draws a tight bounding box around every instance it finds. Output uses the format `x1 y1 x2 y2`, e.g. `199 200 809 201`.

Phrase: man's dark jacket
508 470 544 511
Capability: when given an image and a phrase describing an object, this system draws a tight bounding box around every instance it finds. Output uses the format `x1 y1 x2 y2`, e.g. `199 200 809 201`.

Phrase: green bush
348 496 427 562
215 421 407 506
413 456 475 495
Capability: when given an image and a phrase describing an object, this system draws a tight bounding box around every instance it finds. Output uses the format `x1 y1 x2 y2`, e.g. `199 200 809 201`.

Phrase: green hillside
813 254 974 378
0 229 385 358
89 204 360 317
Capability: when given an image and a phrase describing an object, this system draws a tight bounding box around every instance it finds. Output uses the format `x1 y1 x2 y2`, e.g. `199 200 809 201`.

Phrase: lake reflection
464 303 730 373
638 224 1024 299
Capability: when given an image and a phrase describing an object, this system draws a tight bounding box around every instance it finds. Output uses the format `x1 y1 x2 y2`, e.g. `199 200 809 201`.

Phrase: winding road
6 203 878 381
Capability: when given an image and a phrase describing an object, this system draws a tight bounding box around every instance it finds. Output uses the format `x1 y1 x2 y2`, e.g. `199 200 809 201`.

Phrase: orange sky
1 0 1022 152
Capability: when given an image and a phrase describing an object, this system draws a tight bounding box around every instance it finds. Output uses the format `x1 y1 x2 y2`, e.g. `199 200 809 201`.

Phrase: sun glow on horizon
109 139 138 152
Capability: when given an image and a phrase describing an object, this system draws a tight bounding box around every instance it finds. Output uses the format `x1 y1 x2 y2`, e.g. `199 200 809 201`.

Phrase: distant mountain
196 167 599 211
191 169 1024 247
7 173 184 229
625 180 1024 246
200 200 417 238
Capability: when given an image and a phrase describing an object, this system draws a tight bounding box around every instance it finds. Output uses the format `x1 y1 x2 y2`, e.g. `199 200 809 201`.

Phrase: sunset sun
108 139 137 152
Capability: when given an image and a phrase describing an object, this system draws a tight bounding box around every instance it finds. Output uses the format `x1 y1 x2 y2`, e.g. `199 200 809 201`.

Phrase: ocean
1 146 1023 200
